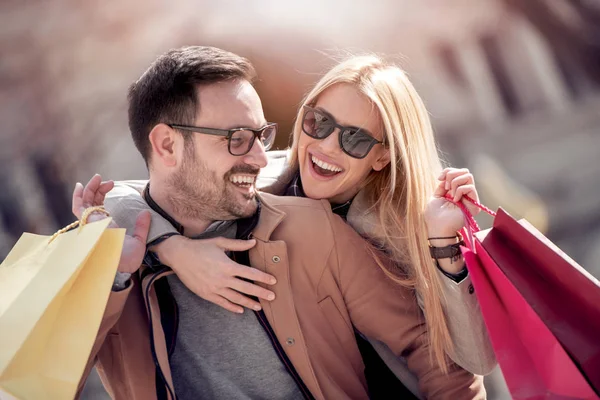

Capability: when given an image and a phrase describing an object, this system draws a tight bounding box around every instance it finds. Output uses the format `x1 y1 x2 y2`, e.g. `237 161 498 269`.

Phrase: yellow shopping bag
0 212 125 400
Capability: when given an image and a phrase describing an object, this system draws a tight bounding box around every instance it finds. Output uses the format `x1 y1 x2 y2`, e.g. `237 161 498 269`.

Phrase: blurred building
1 0 599 399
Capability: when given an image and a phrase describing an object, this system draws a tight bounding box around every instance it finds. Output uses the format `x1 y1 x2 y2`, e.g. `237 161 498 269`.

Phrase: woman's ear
148 124 178 168
372 148 391 171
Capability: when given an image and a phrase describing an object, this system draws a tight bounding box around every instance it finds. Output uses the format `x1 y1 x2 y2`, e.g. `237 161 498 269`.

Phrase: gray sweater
167 220 304 400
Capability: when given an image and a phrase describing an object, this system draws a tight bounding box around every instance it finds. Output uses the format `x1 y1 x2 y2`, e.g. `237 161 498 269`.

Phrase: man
75 46 485 399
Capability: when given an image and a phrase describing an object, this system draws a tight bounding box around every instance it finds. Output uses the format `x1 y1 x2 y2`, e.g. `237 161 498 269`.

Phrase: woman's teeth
311 155 342 173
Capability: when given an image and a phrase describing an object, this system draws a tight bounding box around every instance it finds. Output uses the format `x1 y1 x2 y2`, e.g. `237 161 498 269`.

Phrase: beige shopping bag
0 216 125 400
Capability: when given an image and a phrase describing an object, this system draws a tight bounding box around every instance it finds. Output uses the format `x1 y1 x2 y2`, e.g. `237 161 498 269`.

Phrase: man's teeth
311 155 342 172
230 175 255 184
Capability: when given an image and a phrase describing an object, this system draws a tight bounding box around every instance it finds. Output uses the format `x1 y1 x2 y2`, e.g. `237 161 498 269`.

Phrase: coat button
272 255 281 263
468 284 475 294
286 338 295 346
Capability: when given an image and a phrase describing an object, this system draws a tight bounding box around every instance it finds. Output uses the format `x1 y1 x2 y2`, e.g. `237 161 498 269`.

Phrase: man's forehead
195 80 265 128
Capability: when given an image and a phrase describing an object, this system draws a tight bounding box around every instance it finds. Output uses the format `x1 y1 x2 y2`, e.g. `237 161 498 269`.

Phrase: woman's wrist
428 231 465 274
428 228 462 244
426 223 461 237
435 256 466 274
428 237 459 247
150 235 187 267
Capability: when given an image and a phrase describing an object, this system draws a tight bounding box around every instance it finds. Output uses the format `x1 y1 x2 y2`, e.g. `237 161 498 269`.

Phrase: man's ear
372 148 391 171
148 124 179 167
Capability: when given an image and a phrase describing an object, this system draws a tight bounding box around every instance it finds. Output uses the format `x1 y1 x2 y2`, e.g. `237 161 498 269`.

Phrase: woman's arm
430 269 496 375
423 168 497 375
348 169 497 375
329 211 485 399
104 180 178 243
103 180 277 313
72 175 149 397
152 235 277 313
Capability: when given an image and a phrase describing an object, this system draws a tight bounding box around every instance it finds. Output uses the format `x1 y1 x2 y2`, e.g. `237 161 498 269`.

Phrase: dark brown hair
128 46 256 164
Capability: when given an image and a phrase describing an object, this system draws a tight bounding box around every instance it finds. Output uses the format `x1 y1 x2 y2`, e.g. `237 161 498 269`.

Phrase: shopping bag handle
48 206 110 244
443 194 496 247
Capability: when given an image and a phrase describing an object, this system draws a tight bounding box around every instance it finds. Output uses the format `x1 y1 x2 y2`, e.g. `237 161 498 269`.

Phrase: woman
104 55 496 381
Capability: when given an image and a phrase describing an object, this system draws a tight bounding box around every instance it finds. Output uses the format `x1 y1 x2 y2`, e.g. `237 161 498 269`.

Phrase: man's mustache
225 165 260 178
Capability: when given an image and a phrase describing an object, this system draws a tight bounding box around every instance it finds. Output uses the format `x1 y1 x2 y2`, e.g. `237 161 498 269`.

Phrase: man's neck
148 181 213 237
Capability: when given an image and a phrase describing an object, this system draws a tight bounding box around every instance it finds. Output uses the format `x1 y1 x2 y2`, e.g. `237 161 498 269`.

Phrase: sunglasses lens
341 129 375 158
303 110 332 139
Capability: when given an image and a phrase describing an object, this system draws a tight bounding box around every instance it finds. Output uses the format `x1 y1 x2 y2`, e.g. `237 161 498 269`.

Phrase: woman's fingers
220 288 263 312
166 237 279 314
455 186 481 215
229 277 276 302
93 180 114 207
229 263 277 286
132 211 151 244
72 175 115 221
438 167 454 180
433 180 448 198
453 184 477 202
81 174 103 207
207 294 245 314
72 182 85 218
213 237 258 252
449 173 474 197
444 168 470 191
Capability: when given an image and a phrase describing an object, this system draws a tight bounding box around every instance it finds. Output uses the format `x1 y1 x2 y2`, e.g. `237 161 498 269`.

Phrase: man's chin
234 192 258 216
224 186 258 218
241 191 256 201
235 198 258 218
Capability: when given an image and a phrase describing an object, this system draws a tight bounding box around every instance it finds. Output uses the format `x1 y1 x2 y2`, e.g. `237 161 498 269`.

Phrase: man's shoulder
256 194 343 269
256 193 353 244
108 180 149 199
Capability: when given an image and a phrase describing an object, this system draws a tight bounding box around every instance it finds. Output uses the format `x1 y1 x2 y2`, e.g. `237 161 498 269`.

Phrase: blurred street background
1 0 599 399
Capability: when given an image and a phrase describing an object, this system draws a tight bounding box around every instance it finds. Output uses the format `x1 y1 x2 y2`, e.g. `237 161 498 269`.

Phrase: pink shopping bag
455 196 598 399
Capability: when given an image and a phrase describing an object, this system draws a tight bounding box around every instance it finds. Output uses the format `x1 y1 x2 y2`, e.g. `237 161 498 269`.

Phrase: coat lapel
249 195 325 399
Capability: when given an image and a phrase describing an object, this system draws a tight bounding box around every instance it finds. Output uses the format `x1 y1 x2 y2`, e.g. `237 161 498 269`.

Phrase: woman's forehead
314 83 383 136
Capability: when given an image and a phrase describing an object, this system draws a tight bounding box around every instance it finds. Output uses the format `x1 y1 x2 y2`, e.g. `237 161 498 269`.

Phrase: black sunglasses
168 123 278 156
301 106 383 159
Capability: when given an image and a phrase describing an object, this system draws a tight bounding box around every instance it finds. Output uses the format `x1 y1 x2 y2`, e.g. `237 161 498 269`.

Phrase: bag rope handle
48 206 110 244
442 194 496 243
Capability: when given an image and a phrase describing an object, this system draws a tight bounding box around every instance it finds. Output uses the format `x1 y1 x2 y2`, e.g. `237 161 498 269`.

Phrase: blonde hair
289 55 452 371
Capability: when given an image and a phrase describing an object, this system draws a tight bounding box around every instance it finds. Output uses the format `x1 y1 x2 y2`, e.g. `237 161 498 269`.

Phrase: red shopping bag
455 196 599 399
480 209 600 391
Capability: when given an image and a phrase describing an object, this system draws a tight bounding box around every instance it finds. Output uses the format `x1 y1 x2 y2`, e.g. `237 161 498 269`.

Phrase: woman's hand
424 168 480 274
425 168 480 237
152 236 277 314
72 174 150 274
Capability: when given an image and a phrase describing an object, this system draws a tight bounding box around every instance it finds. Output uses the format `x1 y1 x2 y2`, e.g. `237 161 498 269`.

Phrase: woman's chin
301 181 334 201
300 161 343 200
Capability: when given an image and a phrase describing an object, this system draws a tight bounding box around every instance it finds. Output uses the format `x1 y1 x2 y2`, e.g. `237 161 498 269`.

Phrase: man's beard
166 153 259 222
